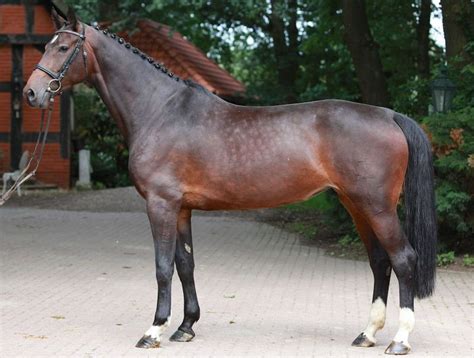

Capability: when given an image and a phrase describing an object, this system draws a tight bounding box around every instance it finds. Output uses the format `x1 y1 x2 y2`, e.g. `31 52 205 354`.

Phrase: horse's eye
59 45 69 52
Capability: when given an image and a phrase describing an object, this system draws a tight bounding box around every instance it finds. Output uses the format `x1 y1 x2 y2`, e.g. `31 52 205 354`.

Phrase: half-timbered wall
0 0 70 188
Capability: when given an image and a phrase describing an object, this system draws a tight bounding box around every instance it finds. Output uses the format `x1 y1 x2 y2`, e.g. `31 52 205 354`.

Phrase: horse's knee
156 265 174 284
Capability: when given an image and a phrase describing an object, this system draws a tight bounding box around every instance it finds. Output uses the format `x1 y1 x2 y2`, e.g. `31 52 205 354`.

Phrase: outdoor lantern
430 67 456 113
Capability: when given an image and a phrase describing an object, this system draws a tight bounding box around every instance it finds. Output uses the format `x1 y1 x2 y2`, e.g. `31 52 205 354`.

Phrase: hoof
135 335 160 349
385 341 411 355
351 332 375 347
169 329 195 342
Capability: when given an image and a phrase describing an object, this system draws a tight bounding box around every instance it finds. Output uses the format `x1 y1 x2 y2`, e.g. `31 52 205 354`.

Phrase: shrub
423 106 474 252
462 254 474 267
437 251 455 267
72 85 131 188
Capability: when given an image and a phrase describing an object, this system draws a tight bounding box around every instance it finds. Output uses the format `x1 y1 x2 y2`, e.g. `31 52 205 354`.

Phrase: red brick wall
0 92 11 131
23 45 42 82
0 4 70 189
0 5 25 34
23 102 61 132
23 143 70 188
34 5 55 34
0 45 12 81
0 143 9 174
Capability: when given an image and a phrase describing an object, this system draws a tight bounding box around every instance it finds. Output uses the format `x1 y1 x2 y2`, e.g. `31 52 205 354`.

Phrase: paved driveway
0 208 472 357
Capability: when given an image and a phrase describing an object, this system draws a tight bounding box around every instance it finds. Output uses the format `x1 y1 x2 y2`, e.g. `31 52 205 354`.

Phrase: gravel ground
3 187 148 213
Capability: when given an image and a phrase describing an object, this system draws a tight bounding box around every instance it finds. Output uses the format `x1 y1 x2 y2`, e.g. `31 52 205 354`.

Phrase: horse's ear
51 7 67 30
66 7 78 30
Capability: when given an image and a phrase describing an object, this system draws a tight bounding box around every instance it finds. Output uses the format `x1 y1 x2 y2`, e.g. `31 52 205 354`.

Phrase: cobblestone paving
1 208 472 357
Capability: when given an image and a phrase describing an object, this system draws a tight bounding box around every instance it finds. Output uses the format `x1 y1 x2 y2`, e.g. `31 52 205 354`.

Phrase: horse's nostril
26 88 36 99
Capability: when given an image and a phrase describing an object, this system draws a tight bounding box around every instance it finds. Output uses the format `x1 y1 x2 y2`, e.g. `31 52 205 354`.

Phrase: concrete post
77 149 92 189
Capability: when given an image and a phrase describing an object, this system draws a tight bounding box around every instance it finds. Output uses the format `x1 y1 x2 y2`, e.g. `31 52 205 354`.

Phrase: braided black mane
93 24 210 95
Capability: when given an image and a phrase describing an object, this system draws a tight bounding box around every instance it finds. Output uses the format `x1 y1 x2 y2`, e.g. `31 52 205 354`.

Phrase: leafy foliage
423 105 474 250
73 86 131 188
463 254 474 267
436 251 455 266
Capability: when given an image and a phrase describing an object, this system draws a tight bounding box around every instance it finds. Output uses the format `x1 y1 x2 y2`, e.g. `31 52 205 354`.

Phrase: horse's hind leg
338 196 391 348
169 209 200 342
367 211 416 355
352 233 391 347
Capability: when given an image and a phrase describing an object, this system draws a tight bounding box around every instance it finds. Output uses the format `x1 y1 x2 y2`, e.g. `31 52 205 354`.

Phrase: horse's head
24 8 88 108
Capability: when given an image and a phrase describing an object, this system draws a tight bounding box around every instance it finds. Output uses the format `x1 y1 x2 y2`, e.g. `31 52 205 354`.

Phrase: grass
286 222 319 239
285 191 335 212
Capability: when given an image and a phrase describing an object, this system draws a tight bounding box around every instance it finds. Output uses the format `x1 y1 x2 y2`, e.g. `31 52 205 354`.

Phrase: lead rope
0 96 55 206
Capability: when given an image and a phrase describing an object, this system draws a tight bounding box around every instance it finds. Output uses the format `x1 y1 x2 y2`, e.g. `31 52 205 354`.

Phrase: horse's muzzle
23 86 48 109
25 88 36 106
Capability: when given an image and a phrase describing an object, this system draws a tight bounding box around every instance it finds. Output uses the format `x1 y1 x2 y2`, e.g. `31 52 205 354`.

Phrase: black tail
393 113 437 299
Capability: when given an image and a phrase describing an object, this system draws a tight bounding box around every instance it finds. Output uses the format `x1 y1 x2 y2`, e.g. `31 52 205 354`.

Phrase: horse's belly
182 163 329 210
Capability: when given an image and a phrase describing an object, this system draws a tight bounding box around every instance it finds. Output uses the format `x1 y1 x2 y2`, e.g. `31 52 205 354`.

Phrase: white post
77 149 92 189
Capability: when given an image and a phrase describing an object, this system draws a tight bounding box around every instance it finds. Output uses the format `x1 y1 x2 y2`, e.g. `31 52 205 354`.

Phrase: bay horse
24 9 437 355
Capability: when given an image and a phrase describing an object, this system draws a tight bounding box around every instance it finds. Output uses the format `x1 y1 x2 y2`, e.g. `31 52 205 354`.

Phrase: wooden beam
10 45 23 170
0 0 48 5
0 34 51 45
0 132 60 143
25 1 35 34
0 82 11 92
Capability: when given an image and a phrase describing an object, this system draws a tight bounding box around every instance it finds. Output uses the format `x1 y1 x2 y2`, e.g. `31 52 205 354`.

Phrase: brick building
0 0 71 188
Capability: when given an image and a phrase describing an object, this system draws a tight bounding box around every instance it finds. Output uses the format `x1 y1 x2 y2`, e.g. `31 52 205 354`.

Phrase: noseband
35 26 87 95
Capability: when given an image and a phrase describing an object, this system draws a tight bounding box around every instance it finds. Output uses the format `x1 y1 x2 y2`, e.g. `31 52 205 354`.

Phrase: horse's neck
88 29 181 144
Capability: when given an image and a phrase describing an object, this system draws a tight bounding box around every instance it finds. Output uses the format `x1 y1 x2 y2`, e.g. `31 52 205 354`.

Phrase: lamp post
430 67 456 113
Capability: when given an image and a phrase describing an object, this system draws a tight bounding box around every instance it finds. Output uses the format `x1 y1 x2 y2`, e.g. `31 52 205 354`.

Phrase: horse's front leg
136 195 180 349
170 209 200 342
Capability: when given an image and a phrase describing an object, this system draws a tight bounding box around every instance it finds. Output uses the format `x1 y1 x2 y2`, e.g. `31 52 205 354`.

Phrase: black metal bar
0 34 51 45
60 90 71 159
10 45 22 170
0 132 61 143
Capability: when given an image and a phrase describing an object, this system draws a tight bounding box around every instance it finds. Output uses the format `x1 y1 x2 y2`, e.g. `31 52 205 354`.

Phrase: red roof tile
122 19 245 98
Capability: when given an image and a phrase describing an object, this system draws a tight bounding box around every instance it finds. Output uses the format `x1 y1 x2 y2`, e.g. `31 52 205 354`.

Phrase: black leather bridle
35 26 87 95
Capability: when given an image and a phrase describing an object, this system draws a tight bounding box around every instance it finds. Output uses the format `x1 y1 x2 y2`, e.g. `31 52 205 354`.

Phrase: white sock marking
145 315 171 340
393 308 415 347
363 297 386 343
